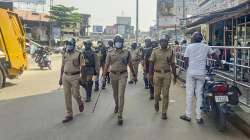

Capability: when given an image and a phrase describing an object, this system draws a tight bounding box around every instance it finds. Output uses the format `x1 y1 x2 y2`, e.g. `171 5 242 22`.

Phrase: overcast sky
53 0 157 31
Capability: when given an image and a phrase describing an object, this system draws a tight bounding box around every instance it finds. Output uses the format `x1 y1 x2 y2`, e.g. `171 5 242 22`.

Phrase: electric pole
136 0 139 44
49 0 53 48
156 0 159 39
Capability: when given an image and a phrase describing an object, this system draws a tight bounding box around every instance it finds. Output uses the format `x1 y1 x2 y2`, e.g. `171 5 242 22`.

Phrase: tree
49 5 82 42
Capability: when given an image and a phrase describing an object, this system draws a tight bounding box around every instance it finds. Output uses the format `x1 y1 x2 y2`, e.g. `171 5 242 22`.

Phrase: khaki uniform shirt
149 47 175 71
106 49 131 72
62 51 84 73
130 48 141 63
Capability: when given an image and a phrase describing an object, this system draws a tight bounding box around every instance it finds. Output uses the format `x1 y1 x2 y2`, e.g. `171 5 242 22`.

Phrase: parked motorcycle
201 66 241 131
34 47 52 70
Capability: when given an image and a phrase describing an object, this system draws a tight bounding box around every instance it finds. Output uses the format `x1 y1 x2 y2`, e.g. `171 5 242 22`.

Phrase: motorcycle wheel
40 66 43 70
48 65 52 70
215 105 227 132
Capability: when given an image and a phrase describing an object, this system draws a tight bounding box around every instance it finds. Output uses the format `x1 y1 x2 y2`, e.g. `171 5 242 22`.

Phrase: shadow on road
2 82 17 88
27 68 51 71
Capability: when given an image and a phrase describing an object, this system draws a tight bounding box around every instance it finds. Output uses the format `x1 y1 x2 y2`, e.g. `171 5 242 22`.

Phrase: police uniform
62 50 84 117
130 47 141 81
143 47 154 98
149 46 175 114
94 48 101 91
99 46 108 88
82 48 97 102
106 48 132 118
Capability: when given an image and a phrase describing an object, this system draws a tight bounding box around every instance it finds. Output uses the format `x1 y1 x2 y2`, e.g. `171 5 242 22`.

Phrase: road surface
0 54 248 140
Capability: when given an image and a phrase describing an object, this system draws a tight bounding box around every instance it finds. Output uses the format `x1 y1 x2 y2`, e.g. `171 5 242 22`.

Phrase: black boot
149 83 154 100
85 81 93 102
128 80 134 84
107 73 111 84
144 77 149 89
94 81 99 91
102 80 106 89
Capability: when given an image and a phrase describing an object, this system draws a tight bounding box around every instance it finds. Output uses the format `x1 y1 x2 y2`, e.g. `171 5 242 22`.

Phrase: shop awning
186 1 250 28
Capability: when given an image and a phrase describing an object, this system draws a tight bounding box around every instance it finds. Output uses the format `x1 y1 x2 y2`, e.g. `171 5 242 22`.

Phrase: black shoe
85 98 91 102
180 115 191 122
154 103 159 112
197 118 204 124
128 81 134 84
149 95 154 100
145 86 149 89
79 104 84 112
118 116 123 125
162 113 168 120
94 87 99 92
62 116 73 123
114 106 118 113
102 86 106 89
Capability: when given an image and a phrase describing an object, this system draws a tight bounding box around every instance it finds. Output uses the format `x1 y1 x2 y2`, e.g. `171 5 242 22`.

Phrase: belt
64 71 80 76
111 70 127 74
154 70 171 73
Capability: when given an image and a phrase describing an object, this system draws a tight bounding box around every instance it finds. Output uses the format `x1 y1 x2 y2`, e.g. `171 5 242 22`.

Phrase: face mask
66 45 75 52
114 42 123 49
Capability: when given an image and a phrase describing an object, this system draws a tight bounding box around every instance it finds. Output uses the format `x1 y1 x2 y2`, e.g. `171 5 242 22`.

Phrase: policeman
128 42 141 84
142 38 152 89
103 40 114 84
93 43 101 91
82 40 97 102
149 34 177 120
103 34 137 125
59 39 84 123
98 41 108 89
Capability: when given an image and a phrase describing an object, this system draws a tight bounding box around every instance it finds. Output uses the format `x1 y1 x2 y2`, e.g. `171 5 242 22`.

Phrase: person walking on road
180 32 216 124
128 42 141 84
149 34 177 120
143 38 155 99
103 34 137 125
81 40 97 102
142 38 152 89
59 39 84 123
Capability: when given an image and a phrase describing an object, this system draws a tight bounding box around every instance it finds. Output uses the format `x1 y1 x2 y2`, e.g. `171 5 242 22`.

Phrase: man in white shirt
180 32 216 124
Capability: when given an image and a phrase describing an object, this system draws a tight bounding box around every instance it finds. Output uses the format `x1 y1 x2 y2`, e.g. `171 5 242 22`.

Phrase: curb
228 107 250 138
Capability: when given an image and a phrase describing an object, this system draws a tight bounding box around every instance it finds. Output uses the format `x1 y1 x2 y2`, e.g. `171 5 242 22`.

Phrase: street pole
156 0 159 39
49 0 53 48
136 0 139 44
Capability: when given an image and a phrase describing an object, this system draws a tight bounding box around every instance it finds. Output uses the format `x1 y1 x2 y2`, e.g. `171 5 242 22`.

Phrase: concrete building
174 0 198 26
15 9 50 44
116 16 134 39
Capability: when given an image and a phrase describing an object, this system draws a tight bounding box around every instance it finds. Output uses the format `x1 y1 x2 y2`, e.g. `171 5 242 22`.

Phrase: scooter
201 66 241 131
34 47 52 70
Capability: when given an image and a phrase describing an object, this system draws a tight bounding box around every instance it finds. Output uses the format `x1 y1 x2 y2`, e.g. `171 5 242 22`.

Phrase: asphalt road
0 54 248 140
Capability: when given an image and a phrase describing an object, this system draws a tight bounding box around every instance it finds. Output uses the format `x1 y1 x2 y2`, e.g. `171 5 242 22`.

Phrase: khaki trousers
63 74 83 117
110 72 128 117
130 61 139 80
153 72 171 113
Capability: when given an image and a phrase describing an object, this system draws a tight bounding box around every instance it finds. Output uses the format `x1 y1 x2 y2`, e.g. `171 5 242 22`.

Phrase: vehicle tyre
48 64 52 70
0 68 6 88
215 105 227 132
40 66 43 70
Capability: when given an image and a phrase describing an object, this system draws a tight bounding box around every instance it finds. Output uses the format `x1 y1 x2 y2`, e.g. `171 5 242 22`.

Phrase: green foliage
49 5 82 26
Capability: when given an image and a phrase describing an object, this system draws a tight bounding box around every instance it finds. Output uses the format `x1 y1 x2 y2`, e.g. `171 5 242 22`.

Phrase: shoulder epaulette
153 47 160 50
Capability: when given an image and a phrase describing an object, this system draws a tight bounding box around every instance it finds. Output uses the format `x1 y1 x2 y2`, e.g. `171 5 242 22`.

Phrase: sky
53 0 157 31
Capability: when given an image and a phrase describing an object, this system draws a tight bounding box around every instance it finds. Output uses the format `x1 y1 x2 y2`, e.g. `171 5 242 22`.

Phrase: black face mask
160 40 169 49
